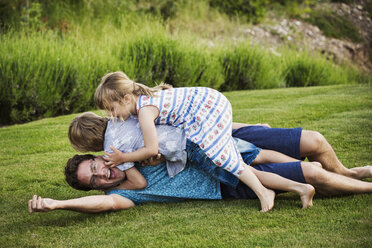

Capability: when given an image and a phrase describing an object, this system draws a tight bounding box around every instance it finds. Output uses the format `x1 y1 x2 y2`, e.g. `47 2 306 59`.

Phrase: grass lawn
0 84 371 247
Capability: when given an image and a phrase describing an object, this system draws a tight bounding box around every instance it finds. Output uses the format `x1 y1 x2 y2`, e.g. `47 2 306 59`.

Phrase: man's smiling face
77 156 125 190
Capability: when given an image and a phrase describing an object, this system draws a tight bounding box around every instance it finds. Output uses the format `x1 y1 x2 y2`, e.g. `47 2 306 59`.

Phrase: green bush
365 0 372 19
120 34 224 88
0 32 111 124
284 58 327 87
218 45 283 91
306 9 363 43
209 0 268 23
282 53 362 87
266 0 316 18
0 0 370 124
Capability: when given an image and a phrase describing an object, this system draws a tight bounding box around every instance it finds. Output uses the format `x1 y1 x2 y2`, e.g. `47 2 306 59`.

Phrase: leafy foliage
209 0 268 23
218 45 282 91
120 34 224 88
0 0 370 124
306 9 363 42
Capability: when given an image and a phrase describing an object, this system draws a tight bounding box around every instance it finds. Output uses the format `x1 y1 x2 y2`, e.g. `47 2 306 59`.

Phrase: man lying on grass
29 116 372 213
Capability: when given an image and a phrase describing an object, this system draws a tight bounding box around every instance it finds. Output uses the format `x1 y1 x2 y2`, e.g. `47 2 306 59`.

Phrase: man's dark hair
65 154 95 191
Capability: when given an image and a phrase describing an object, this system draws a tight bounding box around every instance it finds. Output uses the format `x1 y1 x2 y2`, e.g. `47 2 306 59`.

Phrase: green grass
1 85 371 247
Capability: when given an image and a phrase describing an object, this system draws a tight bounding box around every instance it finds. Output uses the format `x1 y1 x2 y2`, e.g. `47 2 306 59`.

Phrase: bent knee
300 161 324 183
301 130 327 154
311 161 322 168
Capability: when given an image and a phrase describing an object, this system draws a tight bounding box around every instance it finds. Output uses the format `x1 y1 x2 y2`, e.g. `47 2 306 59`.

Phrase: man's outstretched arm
28 194 135 214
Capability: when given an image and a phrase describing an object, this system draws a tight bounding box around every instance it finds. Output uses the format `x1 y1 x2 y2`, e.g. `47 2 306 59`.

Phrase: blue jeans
186 139 261 187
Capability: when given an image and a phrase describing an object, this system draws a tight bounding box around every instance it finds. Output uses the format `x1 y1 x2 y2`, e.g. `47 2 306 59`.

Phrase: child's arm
105 106 159 166
114 166 147 190
141 153 166 166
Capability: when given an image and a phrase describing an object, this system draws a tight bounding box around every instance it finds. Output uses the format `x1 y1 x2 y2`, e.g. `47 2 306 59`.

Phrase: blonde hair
68 112 109 152
94 71 172 111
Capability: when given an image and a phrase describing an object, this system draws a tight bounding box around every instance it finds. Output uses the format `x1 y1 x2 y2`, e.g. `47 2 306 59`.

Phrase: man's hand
141 153 165 166
28 195 58 213
104 146 125 167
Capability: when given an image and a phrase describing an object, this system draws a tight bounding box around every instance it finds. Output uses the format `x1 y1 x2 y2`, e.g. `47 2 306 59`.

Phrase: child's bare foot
259 189 275 212
300 184 315 209
350 166 372 179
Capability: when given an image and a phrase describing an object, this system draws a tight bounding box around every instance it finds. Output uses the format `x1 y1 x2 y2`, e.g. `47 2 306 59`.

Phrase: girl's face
108 95 136 121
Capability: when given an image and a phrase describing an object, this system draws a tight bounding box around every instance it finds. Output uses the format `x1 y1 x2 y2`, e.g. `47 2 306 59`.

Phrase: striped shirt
137 87 244 176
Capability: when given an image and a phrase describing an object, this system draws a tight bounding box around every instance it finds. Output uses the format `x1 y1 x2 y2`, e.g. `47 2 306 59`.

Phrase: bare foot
259 189 276 212
300 184 315 209
350 166 372 179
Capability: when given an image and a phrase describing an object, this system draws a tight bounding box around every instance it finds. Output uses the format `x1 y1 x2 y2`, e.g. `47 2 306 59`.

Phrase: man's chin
98 181 123 191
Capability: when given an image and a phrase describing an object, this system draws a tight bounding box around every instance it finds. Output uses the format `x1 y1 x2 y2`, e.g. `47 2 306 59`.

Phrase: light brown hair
68 112 109 152
94 71 172 112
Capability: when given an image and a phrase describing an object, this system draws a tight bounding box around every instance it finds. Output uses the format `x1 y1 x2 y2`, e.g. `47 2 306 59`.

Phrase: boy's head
68 112 109 152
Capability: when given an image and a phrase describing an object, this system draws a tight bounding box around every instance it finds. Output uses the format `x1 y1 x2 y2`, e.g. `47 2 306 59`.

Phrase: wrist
54 200 63 210
121 153 126 163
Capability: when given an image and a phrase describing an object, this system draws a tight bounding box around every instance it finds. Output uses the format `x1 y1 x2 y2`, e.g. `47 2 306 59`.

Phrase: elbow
110 195 135 211
111 203 124 211
108 196 122 211
136 178 147 189
147 147 159 158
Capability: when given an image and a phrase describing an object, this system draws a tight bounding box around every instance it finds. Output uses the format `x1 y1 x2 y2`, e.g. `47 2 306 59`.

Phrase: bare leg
238 164 275 212
252 167 315 208
301 161 372 195
252 149 298 165
300 130 372 179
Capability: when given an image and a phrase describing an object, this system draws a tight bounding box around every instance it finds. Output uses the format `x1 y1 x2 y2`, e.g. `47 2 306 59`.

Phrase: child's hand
104 146 125 167
141 153 165 166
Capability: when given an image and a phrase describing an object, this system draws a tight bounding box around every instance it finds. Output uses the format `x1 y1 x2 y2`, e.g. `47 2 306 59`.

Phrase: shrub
209 0 268 23
306 9 363 43
283 53 357 87
0 32 113 124
218 45 283 91
120 34 224 89
284 58 327 87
